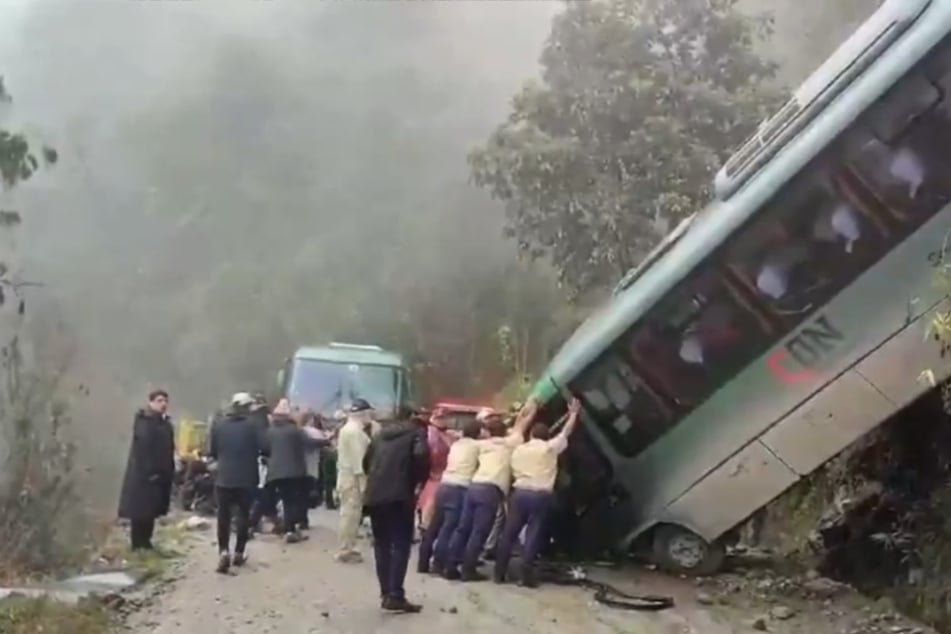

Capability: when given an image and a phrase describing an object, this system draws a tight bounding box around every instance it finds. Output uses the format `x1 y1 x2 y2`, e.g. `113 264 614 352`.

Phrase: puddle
51 571 141 594
0 571 141 606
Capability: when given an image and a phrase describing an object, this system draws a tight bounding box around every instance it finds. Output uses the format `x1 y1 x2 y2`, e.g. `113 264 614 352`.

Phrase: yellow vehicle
176 418 209 459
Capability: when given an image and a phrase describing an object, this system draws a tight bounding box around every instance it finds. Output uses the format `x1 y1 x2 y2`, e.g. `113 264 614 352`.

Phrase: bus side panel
854 300 951 407
660 440 798 541
618 205 951 539
759 369 895 476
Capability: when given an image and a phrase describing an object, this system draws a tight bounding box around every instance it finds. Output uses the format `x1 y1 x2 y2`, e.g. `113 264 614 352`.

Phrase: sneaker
232 552 247 567
216 552 231 574
382 596 422 614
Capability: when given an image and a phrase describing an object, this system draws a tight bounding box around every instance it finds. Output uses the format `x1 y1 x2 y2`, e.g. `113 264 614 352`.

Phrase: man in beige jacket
335 399 373 563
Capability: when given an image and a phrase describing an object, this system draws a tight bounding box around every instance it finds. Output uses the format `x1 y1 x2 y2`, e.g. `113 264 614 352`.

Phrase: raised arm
512 398 539 437
549 398 582 454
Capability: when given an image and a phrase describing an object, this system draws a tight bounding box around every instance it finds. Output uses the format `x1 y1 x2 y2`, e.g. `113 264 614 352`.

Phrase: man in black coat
118 389 175 551
208 392 270 573
362 414 429 613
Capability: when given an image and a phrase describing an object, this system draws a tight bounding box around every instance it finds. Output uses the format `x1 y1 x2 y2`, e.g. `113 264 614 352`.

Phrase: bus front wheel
651 524 725 577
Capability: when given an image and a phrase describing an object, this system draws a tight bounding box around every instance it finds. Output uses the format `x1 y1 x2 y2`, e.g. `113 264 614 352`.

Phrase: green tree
0 77 57 222
469 0 784 293
0 77 80 578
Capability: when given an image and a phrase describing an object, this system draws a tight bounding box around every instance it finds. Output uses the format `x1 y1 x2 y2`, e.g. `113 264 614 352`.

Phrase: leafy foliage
0 77 57 196
0 78 78 578
469 0 784 293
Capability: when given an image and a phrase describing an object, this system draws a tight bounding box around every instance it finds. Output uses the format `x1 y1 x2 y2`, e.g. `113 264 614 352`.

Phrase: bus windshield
287 359 400 417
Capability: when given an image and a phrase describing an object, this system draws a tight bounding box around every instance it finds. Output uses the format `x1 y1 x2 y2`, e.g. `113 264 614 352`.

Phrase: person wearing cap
265 398 323 544
494 398 581 587
362 402 429 613
207 392 270 573
335 398 374 563
417 417 483 575
444 399 538 582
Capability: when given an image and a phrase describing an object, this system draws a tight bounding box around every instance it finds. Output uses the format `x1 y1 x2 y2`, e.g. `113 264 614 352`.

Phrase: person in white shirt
335 399 373 563
493 398 581 587
444 399 538 582
417 418 483 575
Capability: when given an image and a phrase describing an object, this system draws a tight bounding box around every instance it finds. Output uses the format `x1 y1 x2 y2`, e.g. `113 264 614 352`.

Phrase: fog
0 0 565 502
0 0 879 509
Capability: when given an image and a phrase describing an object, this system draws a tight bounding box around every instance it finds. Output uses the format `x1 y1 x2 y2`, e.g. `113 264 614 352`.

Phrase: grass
0 517 190 634
0 596 114 634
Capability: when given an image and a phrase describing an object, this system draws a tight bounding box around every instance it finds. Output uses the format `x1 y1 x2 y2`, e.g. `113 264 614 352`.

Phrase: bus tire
651 524 725 577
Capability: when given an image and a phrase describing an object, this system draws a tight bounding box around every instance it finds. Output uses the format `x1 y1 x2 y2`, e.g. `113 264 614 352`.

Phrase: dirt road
125 509 933 634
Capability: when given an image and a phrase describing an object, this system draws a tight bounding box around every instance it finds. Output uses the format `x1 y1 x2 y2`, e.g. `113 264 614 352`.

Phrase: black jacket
266 417 319 482
117 409 175 521
249 407 269 434
362 421 429 508
208 413 269 489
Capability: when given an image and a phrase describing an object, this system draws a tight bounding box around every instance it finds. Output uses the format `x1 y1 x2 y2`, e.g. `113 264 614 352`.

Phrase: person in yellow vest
493 398 581 588
416 417 484 575
444 399 537 582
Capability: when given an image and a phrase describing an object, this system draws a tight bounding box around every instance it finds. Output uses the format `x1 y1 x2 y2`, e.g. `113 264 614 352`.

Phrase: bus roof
293 344 405 368
538 0 941 392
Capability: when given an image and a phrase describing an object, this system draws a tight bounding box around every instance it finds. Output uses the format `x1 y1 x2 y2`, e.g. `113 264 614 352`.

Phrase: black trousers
368 501 415 601
272 477 307 532
216 486 253 554
130 518 156 550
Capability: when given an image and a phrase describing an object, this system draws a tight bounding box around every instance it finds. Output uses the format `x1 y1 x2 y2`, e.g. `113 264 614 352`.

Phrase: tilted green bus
534 0 951 574
278 342 414 421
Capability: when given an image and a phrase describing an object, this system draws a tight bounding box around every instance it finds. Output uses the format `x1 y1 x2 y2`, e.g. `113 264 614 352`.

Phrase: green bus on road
278 342 414 422
534 0 951 575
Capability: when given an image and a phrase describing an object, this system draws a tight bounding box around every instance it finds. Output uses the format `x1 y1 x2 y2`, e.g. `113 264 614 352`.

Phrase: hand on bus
568 397 581 418
514 398 539 430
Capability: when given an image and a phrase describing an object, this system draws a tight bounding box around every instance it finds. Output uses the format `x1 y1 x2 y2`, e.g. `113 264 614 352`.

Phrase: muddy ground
122 509 936 634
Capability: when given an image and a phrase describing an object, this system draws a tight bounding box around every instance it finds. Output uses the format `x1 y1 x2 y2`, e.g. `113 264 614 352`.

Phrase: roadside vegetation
0 597 113 634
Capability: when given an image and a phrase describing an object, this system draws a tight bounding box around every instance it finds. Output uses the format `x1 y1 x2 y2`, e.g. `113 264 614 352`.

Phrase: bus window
727 167 885 322
631 269 770 407
569 352 672 458
850 72 951 222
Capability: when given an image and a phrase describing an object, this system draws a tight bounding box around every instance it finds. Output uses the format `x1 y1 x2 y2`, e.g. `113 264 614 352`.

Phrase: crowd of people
117 387 582 614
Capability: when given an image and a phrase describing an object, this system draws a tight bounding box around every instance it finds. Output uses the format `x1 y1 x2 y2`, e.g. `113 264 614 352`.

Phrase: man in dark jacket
208 392 270 573
267 398 324 543
362 413 429 613
118 389 175 551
